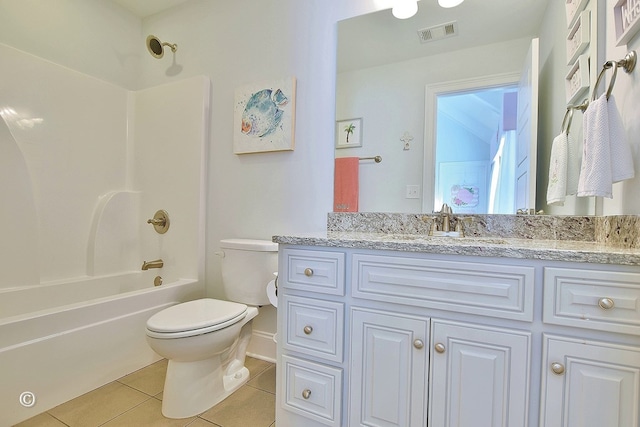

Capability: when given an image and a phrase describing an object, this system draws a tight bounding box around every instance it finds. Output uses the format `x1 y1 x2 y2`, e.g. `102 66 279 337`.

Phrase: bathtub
0 272 204 426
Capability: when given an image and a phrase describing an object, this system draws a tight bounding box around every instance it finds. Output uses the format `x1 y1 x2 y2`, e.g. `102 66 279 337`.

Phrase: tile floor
15 357 276 427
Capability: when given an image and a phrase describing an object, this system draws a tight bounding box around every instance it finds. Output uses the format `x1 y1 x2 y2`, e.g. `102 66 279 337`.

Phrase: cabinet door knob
302 389 311 399
303 325 313 335
551 362 565 375
304 268 314 277
434 343 446 353
413 339 424 349
598 297 615 310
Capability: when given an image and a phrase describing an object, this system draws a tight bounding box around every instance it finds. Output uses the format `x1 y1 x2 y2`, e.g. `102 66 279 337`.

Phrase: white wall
0 0 142 89
336 38 531 213
604 0 640 214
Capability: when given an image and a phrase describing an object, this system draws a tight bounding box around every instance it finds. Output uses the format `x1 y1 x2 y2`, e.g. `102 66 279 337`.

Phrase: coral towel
334 157 359 212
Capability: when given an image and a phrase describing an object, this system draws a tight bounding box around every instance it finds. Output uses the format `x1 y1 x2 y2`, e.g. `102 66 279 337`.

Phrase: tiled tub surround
274 213 640 426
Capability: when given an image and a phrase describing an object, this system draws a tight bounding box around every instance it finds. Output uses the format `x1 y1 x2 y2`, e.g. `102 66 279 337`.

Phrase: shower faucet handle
147 210 170 234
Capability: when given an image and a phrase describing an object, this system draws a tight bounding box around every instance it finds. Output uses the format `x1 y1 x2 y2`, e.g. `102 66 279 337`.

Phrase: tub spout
142 259 164 270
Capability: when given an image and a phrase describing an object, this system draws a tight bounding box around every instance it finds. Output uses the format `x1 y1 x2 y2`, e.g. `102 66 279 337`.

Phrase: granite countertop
273 231 640 266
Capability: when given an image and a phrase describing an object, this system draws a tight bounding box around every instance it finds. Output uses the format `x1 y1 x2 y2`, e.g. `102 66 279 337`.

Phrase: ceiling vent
417 21 459 43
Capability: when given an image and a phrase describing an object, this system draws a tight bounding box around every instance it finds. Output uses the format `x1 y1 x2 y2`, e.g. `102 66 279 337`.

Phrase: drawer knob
551 362 565 375
304 268 314 277
413 339 424 349
434 343 446 353
303 325 313 335
598 297 615 310
302 389 311 399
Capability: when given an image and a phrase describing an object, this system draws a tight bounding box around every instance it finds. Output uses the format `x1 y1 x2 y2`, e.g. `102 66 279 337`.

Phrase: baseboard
246 330 276 363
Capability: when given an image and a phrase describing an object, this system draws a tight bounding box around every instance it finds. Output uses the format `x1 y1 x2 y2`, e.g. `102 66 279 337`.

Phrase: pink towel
334 157 359 212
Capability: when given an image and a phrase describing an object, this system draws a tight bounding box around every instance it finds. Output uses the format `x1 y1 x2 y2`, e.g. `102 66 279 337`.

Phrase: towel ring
561 107 574 135
591 51 637 101
592 61 618 101
562 99 588 134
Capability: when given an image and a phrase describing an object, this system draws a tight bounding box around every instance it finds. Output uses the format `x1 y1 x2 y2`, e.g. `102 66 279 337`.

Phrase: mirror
335 0 581 215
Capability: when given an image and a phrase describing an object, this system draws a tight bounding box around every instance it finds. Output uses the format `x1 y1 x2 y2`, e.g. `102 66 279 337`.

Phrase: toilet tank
220 238 278 305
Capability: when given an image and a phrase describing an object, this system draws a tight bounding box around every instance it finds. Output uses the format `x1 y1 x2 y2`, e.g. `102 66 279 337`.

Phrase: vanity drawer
283 295 344 362
281 355 342 427
543 267 640 335
352 253 535 321
282 248 345 295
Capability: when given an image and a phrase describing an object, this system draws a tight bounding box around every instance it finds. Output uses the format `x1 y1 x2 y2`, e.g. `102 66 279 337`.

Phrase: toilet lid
146 298 248 334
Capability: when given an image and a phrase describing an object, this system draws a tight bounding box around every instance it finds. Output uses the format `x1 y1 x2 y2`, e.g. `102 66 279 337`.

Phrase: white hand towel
547 133 568 205
566 131 580 195
607 95 635 182
578 94 613 198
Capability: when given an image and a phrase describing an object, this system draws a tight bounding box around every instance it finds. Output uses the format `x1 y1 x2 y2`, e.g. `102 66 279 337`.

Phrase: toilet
145 238 278 419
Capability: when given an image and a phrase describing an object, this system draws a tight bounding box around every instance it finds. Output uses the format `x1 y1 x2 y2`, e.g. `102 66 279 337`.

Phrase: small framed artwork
614 0 640 46
336 118 362 149
435 161 488 214
233 77 296 154
565 0 588 28
566 9 590 65
565 54 590 104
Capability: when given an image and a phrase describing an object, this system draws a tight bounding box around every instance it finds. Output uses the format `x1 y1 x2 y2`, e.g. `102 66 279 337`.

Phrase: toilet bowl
145 238 278 419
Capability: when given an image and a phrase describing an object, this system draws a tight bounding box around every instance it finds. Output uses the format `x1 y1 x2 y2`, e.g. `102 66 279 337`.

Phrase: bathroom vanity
274 217 640 427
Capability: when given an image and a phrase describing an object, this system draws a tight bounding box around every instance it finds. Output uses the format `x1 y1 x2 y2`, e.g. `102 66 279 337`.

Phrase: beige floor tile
13 412 67 427
118 358 168 396
199 386 275 427
245 357 272 379
48 382 150 426
185 419 220 426
101 398 196 427
247 365 276 394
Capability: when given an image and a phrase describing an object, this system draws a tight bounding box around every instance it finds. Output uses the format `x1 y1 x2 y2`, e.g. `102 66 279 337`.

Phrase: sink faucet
141 259 163 270
439 203 453 232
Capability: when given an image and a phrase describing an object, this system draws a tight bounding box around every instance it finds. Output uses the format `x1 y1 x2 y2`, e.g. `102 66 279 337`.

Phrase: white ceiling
111 0 189 18
338 0 550 73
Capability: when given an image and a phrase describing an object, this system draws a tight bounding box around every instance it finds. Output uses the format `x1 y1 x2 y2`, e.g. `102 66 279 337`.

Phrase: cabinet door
429 320 531 427
350 308 429 427
541 336 640 427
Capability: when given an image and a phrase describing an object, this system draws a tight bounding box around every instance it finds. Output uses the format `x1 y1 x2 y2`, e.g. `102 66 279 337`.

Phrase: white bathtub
0 272 204 426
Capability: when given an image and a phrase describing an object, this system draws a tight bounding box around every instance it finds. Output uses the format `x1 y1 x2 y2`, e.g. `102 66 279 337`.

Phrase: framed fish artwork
336 118 363 148
233 77 296 154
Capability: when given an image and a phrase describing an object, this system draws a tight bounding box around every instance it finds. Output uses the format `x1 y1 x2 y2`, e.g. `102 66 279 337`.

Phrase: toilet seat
146 298 248 339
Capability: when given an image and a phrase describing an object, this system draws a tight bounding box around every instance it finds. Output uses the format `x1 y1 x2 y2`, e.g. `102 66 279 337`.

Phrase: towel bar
359 156 382 163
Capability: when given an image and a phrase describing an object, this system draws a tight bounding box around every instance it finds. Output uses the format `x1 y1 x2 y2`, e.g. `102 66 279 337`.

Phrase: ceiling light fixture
438 0 464 8
392 0 418 19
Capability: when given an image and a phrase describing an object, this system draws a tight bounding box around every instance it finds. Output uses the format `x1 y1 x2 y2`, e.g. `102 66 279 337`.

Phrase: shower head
146 35 177 59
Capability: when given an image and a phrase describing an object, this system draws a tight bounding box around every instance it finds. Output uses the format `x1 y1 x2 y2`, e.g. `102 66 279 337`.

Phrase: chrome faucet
141 259 164 270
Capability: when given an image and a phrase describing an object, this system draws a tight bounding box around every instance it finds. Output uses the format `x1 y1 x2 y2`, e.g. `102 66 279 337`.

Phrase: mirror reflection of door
434 85 518 214
426 38 540 214
516 38 539 213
